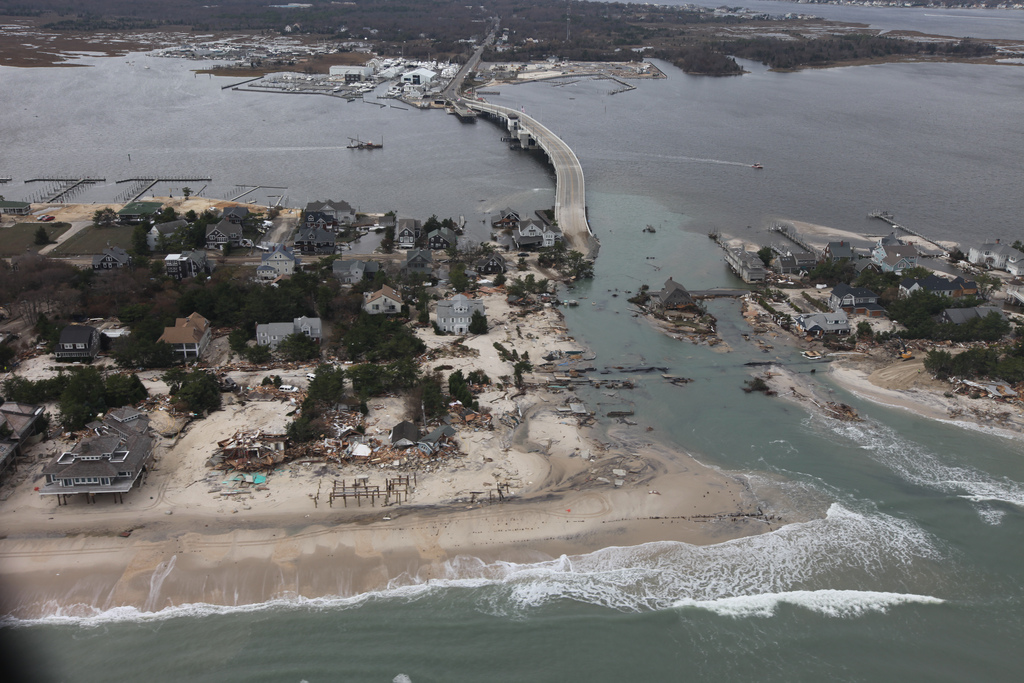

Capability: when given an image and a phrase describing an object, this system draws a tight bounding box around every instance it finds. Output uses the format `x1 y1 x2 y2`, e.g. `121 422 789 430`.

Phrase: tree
975 273 1002 299
757 246 774 268
165 369 221 415
856 321 873 341
93 207 118 227
131 224 150 256
276 332 321 362
33 226 51 246
468 310 488 334
104 373 148 407
381 223 396 253
58 367 107 431
182 187 193 199
450 263 471 292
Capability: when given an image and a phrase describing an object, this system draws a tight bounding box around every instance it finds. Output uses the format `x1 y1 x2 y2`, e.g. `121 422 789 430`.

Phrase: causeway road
465 100 597 259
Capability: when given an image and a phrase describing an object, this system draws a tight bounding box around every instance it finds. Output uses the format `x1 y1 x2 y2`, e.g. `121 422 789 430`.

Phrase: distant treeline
723 35 997 70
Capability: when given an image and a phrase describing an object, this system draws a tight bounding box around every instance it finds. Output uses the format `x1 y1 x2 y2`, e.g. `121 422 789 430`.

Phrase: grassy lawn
0 222 71 256
51 225 135 255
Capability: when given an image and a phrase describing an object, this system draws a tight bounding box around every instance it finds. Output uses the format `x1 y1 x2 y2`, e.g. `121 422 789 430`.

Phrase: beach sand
0 292 783 619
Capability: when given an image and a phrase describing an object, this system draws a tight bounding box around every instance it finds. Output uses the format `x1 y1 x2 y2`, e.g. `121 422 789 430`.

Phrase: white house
436 294 485 334
968 241 1017 272
363 285 402 315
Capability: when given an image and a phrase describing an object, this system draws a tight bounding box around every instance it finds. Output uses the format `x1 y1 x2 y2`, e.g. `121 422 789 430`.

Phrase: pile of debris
207 430 289 471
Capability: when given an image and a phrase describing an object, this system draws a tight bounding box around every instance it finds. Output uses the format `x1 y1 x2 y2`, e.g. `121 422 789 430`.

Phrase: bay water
3 11 1024 681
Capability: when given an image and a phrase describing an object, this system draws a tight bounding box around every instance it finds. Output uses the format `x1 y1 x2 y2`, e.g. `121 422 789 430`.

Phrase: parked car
38 215 55 222
306 373 317 380
279 385 298 393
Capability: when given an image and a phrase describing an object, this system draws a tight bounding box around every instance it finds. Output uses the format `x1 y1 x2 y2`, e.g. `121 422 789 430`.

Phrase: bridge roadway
462 99 597 258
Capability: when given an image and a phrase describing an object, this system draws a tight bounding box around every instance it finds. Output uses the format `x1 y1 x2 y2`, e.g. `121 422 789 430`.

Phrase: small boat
751 163 764 169
643 224 656 233
802 350 824 360
348 137 383 150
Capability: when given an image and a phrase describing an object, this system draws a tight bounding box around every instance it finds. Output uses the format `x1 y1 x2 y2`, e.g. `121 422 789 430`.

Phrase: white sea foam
2 502 946 628
822 417 1024 513
673 589 944 618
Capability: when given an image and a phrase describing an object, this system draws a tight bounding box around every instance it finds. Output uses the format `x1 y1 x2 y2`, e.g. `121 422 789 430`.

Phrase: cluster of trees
287 364 348 441
724 35 996 71
162 369 221 415
2 367 148 431
537 242 594 280
924 342 1024 384
885 290 1011 342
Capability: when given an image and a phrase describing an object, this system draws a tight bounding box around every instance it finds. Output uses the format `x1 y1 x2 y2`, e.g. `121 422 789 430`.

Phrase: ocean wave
821 417 1024 514
2 502 946 628
673 589 944 618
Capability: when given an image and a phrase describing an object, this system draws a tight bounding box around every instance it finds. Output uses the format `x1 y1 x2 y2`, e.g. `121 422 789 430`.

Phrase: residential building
822 241 855 262
158 312 211 360
205 219 242 250
436 294 485 334
390 420 419 448
870 235 918 274
512 218 562 250
304 200 355 225
795 311 851 337
968 241 1016 271
653 277 695 310
40 422 154 504
92 246 131 270
898 274 978 299
256 316 322 349
117 201 162 223
332 259 380 285
363 285 403 315
939 306 1007 326
294 226 337 255
491 208 520 229
258 244 301 279
222 206 249 224
303 211 338 231
396 218 422 249
427 227 457 251
474 252 507 275
148 219 188 251
55 325 101 361
724 247 767 283
0 402 44 483
829 284 885 316
1006 280 1024 308
164 250 209 279
403 249 433 276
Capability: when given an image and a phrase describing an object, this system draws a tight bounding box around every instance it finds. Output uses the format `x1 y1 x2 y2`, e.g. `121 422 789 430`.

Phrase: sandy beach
0 291 783 619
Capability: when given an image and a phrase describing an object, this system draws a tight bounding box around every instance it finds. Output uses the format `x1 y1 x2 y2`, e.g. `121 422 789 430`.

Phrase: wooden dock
868 210 947 252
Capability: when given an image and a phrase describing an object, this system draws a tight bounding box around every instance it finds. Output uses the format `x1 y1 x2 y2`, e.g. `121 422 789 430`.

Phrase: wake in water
818 416 1024 521
4 502 948 627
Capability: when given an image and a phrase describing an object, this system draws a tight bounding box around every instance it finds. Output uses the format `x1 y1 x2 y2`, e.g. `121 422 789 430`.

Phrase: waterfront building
256 316 323 349
158 312 211 360
436 294 485 334
364 285 403 315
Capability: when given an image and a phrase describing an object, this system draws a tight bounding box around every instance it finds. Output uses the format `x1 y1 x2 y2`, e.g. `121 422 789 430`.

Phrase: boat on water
348 137 383 150
751 163 764 169
643 224 656 233
801 350 825 360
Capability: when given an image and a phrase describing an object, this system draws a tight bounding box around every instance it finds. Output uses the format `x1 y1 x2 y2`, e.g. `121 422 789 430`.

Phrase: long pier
464 99 597 258
768 222 817 256
24 177 106 203
114 176 213 203
868 210 947 252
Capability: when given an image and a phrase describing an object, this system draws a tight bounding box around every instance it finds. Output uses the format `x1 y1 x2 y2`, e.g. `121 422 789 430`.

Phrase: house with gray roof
390 421 419 448
304 200 355 225
92 246 132 270
968 240 1018 272
829 284 884 316
148 219 188 251
397 218 422 249
899 274 978 299
40 425 154 504
404 249 433 276
164 250 210 279
258 244 301 279
294 226 336 254
436 294 485 334
427 227 457 251
490 207 520 228
794 311 851 337
256 316 322 349
724 247 767 283
823 241 855 262
55 325 100 361
654 277 695 310
332 258 380 285
939 306 1007 326
0 402 44 483
475 252 507 275
222 206 249 224
205 219 242 250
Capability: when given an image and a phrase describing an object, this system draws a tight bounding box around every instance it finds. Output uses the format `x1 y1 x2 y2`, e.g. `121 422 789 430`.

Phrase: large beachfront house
158 312 211 360
40 411 154 505
794 311 851 337
436 294 485 334
363 285 403 315
828 284 885 317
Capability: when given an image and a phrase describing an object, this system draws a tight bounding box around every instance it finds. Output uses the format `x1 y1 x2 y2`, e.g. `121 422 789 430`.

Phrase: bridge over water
463 99 598 258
